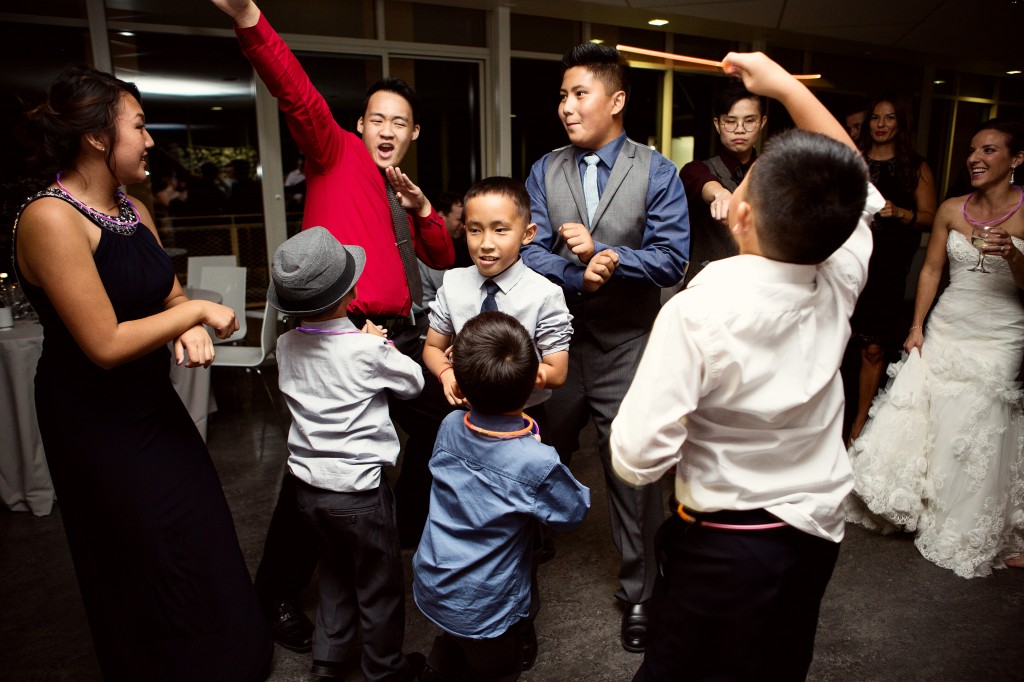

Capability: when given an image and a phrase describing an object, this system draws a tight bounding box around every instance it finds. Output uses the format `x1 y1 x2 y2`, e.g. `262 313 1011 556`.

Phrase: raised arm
211 0 347 171
722 52 854 151
17 199 237 370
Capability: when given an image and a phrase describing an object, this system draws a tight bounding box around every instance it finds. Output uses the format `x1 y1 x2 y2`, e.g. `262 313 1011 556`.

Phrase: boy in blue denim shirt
413 312 591 681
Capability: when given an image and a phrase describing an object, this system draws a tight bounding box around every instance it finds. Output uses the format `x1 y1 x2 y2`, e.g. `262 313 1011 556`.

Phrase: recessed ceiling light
934 79 946 85
210 106 223 111
648 18 669 26
590 39 605 44
119 31 134 37
1008 70 1022 75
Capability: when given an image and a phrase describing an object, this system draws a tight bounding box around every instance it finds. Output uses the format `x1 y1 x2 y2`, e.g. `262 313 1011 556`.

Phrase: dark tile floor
3 365 1024 681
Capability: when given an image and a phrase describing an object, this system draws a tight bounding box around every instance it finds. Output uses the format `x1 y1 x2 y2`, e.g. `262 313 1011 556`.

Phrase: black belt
349 311 410 331
672 500 787 531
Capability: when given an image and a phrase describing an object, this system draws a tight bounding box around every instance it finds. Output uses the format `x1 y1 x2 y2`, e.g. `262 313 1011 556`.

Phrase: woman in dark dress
847 93 937 441
12 66 272 680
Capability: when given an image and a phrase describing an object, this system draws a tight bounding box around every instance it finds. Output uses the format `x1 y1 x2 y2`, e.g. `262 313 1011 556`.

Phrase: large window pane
510 58 564 181
389 57 482 198
112 31 267 303
105 0 374 37
386 2 486 47
0 22 90 267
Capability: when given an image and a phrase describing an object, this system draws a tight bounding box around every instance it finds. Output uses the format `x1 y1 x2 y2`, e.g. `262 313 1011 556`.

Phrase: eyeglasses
718 117 762 133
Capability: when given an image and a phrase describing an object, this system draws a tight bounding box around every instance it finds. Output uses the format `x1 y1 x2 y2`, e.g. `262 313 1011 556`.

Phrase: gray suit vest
543 139 660 350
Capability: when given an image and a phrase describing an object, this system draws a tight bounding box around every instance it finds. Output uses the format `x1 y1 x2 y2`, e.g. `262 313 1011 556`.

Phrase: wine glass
969 225 993 273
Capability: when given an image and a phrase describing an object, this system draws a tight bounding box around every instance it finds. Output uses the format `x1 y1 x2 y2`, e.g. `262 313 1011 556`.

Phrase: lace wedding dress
847 230 1024 578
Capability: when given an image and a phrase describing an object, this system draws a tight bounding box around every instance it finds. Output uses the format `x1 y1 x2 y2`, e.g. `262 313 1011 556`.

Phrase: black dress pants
634 514 841 682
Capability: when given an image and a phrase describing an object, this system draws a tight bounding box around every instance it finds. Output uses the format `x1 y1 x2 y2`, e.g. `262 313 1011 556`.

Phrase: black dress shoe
310 659 343 679
621 601 648 653
521 621 538 671
269 599 313 653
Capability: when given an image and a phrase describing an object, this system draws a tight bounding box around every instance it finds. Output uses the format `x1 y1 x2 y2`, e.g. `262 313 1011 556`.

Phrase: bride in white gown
847 120 1024 578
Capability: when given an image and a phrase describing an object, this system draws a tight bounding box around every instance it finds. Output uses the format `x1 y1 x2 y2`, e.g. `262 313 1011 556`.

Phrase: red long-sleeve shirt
236 14 455 318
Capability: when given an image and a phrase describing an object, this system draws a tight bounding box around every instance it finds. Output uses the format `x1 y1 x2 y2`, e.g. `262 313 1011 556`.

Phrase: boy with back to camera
422 177 572 426
268 226 425 681
611 52 883 681
414 311 591 681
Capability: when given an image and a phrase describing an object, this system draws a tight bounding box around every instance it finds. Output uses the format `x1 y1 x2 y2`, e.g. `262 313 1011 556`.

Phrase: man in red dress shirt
212 0 455 656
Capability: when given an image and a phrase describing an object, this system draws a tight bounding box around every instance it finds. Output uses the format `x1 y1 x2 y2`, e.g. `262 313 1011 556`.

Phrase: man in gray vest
522 43 690 654
678 82 766 287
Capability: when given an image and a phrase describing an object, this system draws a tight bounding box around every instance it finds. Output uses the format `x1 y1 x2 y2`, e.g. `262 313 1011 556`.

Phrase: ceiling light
648 19 669 26
1008 70 1022 75
934 79 946 85
211 106 223 111
590 39 605 44
119 31 135 37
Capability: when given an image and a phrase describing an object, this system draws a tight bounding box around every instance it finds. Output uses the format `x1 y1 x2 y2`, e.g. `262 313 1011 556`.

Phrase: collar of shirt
298 315 359 332
468 257 527 295
689 252 817 290
465 410 533 436
574 130 627 175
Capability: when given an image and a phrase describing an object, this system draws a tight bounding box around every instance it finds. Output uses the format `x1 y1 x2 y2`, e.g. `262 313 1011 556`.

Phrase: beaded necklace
961 185 1024 227
55 173 140 235
463 411 540 440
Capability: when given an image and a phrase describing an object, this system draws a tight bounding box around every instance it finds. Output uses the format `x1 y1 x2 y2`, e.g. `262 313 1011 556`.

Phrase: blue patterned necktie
583 153 601 225
480 279 500 313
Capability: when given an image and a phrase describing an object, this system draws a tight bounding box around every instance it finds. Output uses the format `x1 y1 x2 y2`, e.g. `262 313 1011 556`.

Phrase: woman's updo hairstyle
28 65 141 177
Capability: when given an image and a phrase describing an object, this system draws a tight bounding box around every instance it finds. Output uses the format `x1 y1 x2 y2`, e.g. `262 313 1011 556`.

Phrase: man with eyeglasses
679 82 767 286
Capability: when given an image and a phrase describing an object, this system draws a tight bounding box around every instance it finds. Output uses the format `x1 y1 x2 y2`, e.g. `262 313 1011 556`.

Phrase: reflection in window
385 2 486 47
0 22 90 266
111 30 267 303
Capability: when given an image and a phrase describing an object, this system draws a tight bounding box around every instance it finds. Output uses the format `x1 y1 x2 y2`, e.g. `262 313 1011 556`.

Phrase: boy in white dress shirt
610 53 882 681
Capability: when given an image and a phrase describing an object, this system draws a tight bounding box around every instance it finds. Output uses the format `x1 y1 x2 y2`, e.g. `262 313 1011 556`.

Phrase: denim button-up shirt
413 410 590 638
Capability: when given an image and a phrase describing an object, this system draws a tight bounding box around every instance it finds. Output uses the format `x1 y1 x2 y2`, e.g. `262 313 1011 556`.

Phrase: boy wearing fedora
269 226 426 681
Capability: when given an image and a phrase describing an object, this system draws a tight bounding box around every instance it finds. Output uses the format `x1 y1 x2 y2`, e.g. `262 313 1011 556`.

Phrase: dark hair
362 77 419 124
857 92 922 195
561 43 630 106
463 176 531 225
748 129 868 264
27 64 141 178
714 81 766 120
435 190 465 215
453 311 539 415
974 118 1024 156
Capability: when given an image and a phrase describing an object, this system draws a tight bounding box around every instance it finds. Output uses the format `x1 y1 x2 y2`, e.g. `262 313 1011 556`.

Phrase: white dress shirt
277 316 424 492
611 184 883 542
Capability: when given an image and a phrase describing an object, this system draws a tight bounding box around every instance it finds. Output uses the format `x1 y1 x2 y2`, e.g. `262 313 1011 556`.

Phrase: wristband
910 325 922 332
438 365 454 383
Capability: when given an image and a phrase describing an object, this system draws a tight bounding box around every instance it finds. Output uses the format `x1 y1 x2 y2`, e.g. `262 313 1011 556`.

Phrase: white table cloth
0 321 215 516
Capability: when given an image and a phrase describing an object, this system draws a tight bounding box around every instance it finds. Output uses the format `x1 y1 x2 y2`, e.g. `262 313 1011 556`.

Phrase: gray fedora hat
267 226 366 316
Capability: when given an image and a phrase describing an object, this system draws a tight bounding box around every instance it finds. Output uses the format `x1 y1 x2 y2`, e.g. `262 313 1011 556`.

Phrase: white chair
212 302 286 435
187 255 236 288
196 265 247 344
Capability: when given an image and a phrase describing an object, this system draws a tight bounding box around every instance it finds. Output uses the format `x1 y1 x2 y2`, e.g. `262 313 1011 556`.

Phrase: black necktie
383 174 423 307
481 279 499 313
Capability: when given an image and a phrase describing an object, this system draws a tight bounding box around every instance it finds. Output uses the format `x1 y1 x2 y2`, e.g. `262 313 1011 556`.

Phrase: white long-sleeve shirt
611 184 883 542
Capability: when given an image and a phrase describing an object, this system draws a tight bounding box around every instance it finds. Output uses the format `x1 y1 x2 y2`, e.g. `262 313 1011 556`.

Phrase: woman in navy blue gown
12 66 272 681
